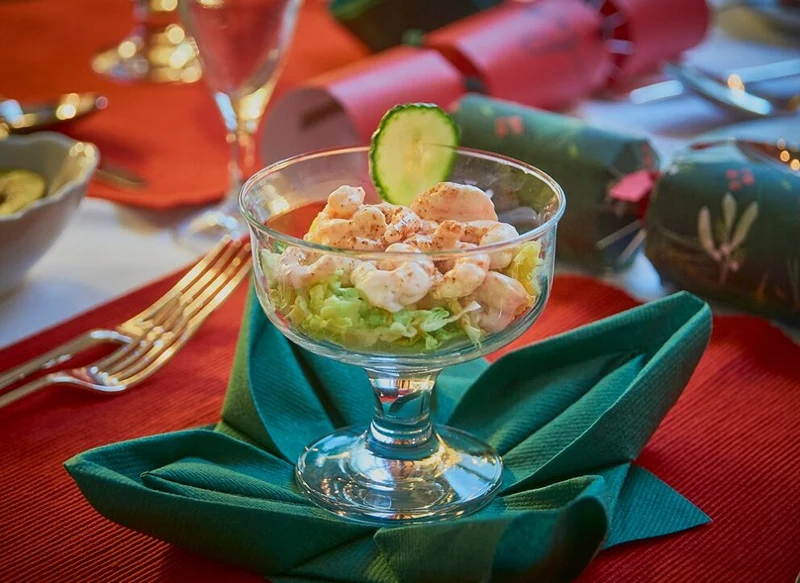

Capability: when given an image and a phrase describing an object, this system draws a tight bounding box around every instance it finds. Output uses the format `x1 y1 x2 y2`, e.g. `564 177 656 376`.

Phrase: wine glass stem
366 370 441 460
224 123 257 209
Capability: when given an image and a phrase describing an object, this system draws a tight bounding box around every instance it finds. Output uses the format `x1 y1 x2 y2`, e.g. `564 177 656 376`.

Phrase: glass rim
239 145 566 260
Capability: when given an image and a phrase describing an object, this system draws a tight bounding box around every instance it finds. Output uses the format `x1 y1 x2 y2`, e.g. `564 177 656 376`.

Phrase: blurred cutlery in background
94 163 149 190
630 58 800 104
663 61 798 118
0 93 107 131
689 137 800 173
627 61 799 118
0 93 148 190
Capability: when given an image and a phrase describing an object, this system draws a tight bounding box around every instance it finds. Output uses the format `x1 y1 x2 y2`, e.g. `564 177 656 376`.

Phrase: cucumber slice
369 103 459 206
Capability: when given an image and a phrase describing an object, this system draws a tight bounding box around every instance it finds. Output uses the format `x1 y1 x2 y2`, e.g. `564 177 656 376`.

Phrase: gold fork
0 238 251 408
0 237 246 392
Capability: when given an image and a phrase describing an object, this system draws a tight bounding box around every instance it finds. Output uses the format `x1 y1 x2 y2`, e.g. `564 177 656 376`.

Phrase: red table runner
0 0 366 209
0 273 798 582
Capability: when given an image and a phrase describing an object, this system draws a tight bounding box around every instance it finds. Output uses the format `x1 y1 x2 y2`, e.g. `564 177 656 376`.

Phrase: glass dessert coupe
240 145 565 525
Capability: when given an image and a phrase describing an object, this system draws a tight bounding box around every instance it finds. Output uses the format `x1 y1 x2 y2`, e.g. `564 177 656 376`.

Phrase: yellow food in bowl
0 169 47 215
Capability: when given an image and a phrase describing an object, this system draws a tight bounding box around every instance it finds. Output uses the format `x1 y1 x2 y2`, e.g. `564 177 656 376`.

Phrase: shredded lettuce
261 251 483 352
285 280 484 351
459 310 484 346
259 250 281 287
260 241 543 352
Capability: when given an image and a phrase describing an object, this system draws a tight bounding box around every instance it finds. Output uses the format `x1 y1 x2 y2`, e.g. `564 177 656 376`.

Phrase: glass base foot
91 28 201 84
296 425 503 526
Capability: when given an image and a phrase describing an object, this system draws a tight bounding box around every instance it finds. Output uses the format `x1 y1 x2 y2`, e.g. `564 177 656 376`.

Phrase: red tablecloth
0 0 366 209
1 273 798 582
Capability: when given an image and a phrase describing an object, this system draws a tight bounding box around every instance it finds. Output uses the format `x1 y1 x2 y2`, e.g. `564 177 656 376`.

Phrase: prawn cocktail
241 102 565 525
258 181 544 352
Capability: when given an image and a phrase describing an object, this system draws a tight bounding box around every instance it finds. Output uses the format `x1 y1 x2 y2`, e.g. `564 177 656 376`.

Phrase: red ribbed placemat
0 274 798 582
0 0 366 210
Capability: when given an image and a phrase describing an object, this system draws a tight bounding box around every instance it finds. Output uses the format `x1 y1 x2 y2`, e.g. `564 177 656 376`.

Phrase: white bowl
0 132 99 294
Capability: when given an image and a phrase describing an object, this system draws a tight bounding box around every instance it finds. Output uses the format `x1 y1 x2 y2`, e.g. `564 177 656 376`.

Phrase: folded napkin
451 94 659 271
66 288 711 582
645 117 800 326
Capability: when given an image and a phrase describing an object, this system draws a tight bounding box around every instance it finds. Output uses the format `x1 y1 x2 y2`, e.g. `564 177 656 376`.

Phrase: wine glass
240 145 566 525
177 0 303 250
92 0 202 84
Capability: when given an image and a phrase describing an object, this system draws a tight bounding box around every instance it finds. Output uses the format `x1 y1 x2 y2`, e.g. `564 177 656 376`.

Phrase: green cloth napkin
329 0 503 52
645 117 800 325
66 288 711 582
451 94 660 272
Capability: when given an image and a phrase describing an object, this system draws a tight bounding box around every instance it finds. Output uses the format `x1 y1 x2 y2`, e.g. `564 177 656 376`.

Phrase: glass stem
366 369 441 460
222 118 258 211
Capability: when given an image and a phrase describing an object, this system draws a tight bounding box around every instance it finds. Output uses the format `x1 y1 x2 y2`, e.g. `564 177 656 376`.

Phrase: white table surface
1 5 799 350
